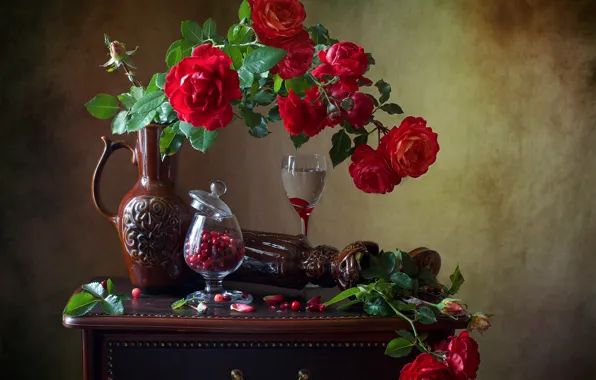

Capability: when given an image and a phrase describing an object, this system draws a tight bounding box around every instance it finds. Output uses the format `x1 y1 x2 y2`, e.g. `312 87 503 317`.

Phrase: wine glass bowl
281 154 327 236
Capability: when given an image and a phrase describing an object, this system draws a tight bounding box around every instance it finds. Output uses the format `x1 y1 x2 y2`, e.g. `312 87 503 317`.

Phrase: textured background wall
1 0 595 379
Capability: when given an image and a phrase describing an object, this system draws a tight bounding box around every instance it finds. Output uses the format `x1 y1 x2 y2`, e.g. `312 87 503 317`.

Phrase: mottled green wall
1 0 595 379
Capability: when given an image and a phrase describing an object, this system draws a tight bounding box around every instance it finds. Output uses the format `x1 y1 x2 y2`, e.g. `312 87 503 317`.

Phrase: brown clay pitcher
91 124 191 294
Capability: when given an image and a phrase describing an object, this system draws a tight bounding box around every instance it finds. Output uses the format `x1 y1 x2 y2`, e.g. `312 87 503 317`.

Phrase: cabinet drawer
107 340 412 380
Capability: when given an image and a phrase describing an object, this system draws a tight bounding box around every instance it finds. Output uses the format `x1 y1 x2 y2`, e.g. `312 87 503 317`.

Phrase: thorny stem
122 64 142 88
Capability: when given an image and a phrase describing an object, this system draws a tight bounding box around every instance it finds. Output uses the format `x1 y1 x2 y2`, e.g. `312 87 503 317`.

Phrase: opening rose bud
437 298 465 316
109 41 127 62
230 303 255 313
468 312 491 334
263 294 284 305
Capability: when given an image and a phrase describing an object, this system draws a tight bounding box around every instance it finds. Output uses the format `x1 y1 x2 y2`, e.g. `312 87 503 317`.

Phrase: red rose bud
345 92 374 128
379 117 439 178
270 31 314 80
468 312 491 334
109 41 127 62
349 144 402 194
437 298 465 316
230 303 256 313
307 296 322 307
165 44 242 131
263 294 284 305
446 331 480 380
277 88 328 137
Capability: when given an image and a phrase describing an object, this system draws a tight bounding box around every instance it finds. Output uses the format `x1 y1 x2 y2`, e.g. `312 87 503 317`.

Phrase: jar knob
210 180 227 199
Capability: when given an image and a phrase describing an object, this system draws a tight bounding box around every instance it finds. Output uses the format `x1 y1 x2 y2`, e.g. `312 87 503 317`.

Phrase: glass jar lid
189 180 233 219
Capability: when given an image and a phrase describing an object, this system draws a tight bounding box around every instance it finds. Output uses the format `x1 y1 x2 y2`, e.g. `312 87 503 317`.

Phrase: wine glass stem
300 214 310 236
204 278 224 295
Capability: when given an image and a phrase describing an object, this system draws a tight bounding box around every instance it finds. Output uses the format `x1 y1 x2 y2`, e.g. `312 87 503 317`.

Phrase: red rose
400 353 457 380
270 31 314 80
349 144 401 194
345 92 374 128
379 117 439 178
249 0 306 45
312 42 371 92
446 331 481 380
277 88 327 137
165 44 242 131
329 80 352 99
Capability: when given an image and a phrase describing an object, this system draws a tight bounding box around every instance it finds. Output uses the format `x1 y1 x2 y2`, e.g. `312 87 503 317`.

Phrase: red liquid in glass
289 197 314 236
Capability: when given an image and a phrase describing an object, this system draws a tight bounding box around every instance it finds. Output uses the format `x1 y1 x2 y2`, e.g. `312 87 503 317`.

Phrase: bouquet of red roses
84 0 440 194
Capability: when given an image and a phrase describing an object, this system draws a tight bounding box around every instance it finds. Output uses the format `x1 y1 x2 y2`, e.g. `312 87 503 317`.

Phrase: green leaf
323 287 362 306
241 108 270 137
106 279 115 295
399 250 418 277
100 294 124 316
390 272 413 289
166 40 192 68
363 294 393 316
104 34 111 46
391 300 417 311
267 105 281 122
181 20 203 44
238 67 254 89
290 133 310 150
238 0 251 21
416 306 437 324
273 74 284 92
156 73 167 89
337 299 363 310
309 23 331 45
380 103 404 115
228 24 253 44
366 53 376 65
242 46 287 74
84 94 119 119
375 79 391 104
111 111 129 134
160 122 184 157
203 18 216 39
127 110 157 132
448 264 465 295
145 73 160 94
155 102 177 124
353 134 368 146
285 76 313 96
223 45 244 70
63 292 99 317
172 298 189 309
344 122 367 135
131 91 166 114
253 90 276 106
82 282 105 298
329 129 352 167
179 122 218 152
396 330 415 343
118 93 136 109
385 337 413 358
130 86 145 100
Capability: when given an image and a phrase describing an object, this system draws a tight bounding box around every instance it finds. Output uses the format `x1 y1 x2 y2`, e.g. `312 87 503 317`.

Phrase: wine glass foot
185 290 253 307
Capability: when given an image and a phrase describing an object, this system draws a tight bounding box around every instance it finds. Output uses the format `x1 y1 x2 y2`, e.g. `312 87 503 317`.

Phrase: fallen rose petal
306 303 326 312
191 302 208 314
263 294 284 305
230 303 256 313
307 296 322 306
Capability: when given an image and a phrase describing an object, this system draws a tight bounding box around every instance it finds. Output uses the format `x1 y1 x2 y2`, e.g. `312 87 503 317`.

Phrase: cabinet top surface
62 278 467 334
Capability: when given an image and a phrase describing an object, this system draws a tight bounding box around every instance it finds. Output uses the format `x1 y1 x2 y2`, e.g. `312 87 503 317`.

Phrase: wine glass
281 154 327 236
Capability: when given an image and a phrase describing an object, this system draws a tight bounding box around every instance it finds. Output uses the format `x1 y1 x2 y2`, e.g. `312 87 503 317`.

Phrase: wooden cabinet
63 278 466 380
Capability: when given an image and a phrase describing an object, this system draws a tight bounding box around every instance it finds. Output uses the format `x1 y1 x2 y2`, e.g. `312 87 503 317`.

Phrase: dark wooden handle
91 136 136 227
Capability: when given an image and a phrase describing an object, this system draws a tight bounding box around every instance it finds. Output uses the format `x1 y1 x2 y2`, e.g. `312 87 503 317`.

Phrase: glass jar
184 180 252 306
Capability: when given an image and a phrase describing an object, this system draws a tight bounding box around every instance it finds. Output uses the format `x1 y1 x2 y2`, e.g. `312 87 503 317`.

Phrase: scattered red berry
101 280 108 289
222 294 232 302
131 288 141 298
279 302 290 310
214 294 224 302
269 305 276 311
291 301 301 311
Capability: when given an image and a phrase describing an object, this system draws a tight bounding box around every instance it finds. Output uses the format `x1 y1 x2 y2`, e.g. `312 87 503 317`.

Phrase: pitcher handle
91 136 136 227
